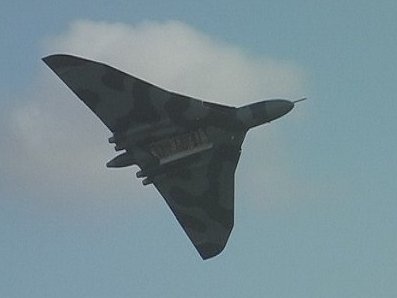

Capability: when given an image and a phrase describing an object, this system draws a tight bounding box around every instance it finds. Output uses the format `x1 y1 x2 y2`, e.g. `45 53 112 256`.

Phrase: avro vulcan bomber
43 54 305 259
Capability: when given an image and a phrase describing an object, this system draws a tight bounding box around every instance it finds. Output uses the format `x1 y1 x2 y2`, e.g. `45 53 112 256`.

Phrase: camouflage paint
43 54 294 259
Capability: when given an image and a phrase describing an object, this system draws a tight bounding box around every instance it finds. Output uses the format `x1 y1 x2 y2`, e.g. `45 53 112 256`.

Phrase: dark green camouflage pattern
43 54 295 259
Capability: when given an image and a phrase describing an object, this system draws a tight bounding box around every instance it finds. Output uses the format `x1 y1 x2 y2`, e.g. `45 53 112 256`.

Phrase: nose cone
265 99 294 122
237 99 295 129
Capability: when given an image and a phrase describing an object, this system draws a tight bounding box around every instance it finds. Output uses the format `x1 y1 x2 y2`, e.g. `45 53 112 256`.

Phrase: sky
1 1 397 297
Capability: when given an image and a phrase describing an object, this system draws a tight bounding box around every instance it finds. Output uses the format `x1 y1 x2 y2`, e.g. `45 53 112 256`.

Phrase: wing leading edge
43 54 233 133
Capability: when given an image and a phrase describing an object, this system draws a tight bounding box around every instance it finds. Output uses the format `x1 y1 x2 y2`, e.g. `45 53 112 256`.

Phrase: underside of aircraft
43 54 303 259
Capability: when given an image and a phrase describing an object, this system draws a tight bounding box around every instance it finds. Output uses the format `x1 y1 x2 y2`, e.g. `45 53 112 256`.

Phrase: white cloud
44 20 305 104
2 20 307 214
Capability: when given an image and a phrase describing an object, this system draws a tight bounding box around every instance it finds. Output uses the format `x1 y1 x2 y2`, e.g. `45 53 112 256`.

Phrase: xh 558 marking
43 54 305 260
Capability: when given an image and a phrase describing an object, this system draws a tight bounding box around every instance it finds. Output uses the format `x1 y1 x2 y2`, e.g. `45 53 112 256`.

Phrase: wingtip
42 54 53 64
42 53 65 60
41 54 90 70
42 54 64 68
196 242 228 260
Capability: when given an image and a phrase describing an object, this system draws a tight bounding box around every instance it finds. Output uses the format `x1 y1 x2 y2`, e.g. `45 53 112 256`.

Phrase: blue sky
1 1 397 297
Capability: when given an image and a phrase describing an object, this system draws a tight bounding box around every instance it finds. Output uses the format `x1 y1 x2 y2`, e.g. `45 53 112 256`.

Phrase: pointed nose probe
293 97 307 104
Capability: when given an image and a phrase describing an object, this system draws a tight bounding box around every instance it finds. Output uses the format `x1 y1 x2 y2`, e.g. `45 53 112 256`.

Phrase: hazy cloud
2 20 306 213
45 20 305 104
